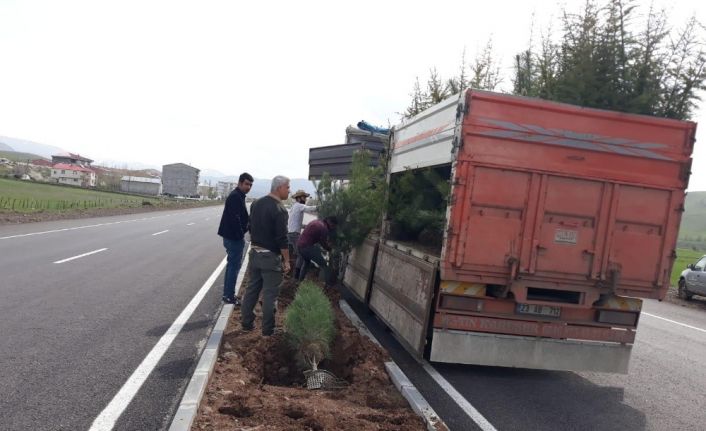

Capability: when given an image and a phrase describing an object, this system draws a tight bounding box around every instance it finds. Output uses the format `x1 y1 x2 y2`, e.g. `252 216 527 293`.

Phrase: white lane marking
421 361 498 431
186 222 195 226
89 256 228 431
0 212 188 240
643 312 706 334
204 218 210 221
53 248 108 264
151 230 169 236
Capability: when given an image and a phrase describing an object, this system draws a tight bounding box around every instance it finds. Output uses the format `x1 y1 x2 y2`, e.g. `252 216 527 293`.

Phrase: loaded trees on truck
339 89 696 373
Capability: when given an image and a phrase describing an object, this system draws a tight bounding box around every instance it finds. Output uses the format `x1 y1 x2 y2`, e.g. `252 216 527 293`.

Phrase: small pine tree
446 48 468 95
469 37 503 91
315 150 386 255
426 67 450 105
284 281 336 371
404 77 427 119
388 166 451 250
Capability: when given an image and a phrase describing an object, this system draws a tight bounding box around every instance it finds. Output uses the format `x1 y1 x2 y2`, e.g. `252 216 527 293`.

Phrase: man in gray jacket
241 175 291 336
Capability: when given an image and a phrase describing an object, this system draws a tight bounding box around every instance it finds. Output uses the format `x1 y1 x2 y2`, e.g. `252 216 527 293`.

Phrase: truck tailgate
442 91 696 300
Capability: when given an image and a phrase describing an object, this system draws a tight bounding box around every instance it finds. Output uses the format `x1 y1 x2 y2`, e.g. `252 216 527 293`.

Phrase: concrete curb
339 299 448 431
169 247 250 431
168 303 233 431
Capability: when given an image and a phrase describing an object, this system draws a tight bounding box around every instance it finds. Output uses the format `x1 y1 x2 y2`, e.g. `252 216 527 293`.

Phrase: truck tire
678 279 693 300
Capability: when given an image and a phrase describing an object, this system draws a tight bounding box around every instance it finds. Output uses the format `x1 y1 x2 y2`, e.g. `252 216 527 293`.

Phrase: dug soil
192 279 425 431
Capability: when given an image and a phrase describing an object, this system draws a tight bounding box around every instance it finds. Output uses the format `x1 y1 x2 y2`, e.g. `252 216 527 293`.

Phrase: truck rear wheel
678 279 693 300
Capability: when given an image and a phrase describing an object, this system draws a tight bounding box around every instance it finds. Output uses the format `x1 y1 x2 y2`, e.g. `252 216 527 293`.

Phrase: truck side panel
343 236 378 302
368 243 437 357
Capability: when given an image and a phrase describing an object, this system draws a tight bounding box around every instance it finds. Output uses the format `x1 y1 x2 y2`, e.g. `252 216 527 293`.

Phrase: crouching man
297 216 337 286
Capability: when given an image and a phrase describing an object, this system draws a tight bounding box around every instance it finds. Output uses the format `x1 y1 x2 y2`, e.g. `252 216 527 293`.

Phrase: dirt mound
192 282 424 431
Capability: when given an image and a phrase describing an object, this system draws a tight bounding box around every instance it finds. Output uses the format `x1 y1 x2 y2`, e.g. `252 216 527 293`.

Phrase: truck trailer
335 89 696 373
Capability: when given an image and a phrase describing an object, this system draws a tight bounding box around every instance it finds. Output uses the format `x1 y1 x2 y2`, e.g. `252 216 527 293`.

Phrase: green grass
0 150 47 162
671 248 705 287
678 191 706 248
0 177 168 212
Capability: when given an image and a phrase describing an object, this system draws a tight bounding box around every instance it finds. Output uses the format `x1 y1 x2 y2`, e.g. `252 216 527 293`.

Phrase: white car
678 255 706 300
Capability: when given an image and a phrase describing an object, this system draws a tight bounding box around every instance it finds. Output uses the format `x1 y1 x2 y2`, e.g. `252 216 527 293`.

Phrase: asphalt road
2 207 705 431
342 288 706 431
0 206 228 431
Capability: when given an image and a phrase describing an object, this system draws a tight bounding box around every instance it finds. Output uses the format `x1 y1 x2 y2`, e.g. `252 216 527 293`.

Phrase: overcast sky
1 0 706 190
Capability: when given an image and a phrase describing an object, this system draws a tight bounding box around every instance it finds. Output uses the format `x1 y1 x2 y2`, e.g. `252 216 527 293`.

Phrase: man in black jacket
217 172 254 304
241 175 290 336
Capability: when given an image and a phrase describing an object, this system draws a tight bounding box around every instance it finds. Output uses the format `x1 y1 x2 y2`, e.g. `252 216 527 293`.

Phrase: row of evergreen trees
405 0 706 121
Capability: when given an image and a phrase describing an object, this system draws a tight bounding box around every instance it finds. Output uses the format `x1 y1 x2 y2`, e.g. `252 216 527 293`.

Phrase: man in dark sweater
241 175 291 336
297 216 337 285
217 173 254 305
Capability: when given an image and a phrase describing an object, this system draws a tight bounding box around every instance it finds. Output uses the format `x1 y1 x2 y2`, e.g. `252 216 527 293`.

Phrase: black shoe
241 324 254 332
223 297 241 306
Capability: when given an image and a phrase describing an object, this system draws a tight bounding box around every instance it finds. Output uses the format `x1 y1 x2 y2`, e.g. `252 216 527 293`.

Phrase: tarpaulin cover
357 120 390 135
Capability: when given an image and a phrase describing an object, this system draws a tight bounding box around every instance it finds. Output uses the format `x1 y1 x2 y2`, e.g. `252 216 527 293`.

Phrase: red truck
333 89 696 373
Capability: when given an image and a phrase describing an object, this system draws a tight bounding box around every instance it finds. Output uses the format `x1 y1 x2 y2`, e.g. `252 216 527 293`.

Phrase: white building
51 163 96 187
217 181 236 199
120 176 162 196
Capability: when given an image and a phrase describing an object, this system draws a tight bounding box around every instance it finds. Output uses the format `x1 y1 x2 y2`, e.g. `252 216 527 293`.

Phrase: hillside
0 142 13 151
0 150 49 162
0 136 65 159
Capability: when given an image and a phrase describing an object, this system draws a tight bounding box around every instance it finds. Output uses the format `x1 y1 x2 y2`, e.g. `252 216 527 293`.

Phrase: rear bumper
430 329 632 373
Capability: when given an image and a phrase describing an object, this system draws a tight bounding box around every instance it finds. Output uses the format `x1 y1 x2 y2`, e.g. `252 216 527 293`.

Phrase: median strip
339 299 450 431
53 248 108 264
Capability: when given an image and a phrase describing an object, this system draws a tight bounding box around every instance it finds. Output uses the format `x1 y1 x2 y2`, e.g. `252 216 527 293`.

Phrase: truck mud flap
343 237 379 303
430 329 632 373
369 243 438 357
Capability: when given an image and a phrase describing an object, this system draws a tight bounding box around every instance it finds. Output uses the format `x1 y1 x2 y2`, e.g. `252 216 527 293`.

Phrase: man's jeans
297 244 329 284
223 237 246 300
241 250 283 335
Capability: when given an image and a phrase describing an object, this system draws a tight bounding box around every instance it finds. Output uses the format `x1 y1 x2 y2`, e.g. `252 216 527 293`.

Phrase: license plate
516 303 561 318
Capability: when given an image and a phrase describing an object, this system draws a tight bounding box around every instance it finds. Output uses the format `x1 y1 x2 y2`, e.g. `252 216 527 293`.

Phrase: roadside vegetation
678 191 706 252
0 177 218 216
404 0 706 122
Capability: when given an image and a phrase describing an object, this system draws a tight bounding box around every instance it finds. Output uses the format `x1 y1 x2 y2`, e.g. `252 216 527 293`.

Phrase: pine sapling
284 281 336 371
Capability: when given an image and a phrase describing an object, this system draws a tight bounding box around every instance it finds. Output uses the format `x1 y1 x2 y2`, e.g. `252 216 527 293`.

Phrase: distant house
51 152 93 167
162 163 200 197
120 176 162 196
198 184 215 199
217 181 236 199
31 159 53 167
51 163 96 187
